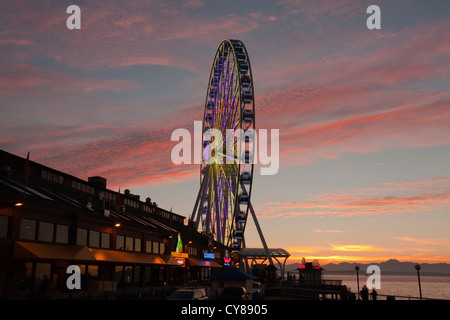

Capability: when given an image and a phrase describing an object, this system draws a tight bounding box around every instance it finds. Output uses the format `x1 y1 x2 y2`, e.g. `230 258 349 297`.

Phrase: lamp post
355 265 360 300
415 264 422 300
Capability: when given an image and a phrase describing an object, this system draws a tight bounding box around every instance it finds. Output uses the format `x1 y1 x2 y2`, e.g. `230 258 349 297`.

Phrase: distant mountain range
286 259 450 276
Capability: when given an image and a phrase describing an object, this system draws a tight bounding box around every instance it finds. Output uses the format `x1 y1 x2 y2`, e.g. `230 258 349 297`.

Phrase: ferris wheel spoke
218 119 240 153
221 59 236 131
221 81 239 133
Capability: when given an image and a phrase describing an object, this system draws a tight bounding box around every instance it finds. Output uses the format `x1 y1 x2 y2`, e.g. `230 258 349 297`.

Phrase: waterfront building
0 149 224 298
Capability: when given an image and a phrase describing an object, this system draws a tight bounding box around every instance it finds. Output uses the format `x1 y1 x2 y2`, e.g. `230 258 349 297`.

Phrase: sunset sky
1 0 449 265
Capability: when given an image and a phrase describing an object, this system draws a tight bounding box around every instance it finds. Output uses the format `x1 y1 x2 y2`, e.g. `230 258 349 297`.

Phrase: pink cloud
1 0 449 196
0 64 140 94
0 1 269 71
256 176 450 218
13 103 202 188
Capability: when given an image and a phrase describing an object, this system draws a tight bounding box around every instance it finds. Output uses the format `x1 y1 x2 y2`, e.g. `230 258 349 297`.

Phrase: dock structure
239 248 290 279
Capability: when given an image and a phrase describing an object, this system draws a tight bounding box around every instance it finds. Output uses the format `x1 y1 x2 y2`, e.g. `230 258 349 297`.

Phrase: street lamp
415 264 422 300
355 265 360 300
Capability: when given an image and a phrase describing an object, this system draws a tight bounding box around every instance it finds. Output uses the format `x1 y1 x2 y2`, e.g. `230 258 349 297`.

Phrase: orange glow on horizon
288 255 450 265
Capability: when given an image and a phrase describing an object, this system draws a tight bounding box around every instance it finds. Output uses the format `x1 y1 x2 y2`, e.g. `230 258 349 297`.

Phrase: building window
115 266 124 289
124 266 133 287
104 192 114 201
101 233 110 249
41 169 64 184
160 243 165 254
116 235 124 250
19 219 36 240
89 230 100 247
189 246 198 256
152 241 159 254
144 266 152 285
72 180 94 195
35 262 51 290
125 237 134 251
55 225 69 244
76 228 88 246
38 221 54 242
134 238 141 252
134 266 141 286
145 240 152 253
0 215 9 238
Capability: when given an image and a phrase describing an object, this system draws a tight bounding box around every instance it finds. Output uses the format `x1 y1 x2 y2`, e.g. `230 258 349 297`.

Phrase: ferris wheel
190 39 256 253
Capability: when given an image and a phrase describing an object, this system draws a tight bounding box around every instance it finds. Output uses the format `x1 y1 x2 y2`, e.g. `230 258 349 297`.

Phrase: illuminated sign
175 258 185 267
298 264 321 270
171 251 189 258
203 252 215 259
176 233 183 253
171 233 188 258
224 249 231 265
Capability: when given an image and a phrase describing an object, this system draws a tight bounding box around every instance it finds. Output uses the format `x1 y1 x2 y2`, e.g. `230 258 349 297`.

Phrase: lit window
134 238 141 252
116 235 124 250
125 237 134 251
152 242 159 254
101 233 110 249
145 240 152 253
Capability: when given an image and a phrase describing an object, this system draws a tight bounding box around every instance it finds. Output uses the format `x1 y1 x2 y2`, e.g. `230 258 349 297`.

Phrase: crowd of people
341 285 378 300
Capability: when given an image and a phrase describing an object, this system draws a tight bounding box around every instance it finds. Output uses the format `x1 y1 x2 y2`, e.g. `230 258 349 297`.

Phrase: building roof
239 248 290 258
0 149 184 235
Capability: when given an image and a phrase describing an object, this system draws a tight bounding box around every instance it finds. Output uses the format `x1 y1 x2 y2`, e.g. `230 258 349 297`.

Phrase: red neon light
299 265 305 269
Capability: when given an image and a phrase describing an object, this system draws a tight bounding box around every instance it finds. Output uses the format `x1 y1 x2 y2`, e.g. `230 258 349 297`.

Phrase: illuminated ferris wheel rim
193 39 255 250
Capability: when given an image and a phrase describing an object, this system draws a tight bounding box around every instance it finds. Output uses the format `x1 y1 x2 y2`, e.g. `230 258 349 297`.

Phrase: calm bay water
323 274 450 300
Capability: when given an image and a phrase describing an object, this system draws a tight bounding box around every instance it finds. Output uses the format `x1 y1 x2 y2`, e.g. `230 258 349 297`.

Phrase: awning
89 248 166 265
187 257 223 268
161 255 182 266
14 242 174 265
14 241 96 262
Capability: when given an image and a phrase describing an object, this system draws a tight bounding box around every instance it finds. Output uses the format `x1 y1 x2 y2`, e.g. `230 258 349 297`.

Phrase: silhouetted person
37 274 49 298
340 285 348 300
360 285 369 300
371 288 378 300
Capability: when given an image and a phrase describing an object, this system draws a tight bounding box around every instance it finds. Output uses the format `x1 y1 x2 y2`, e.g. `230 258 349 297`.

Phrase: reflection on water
323 274 450 300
